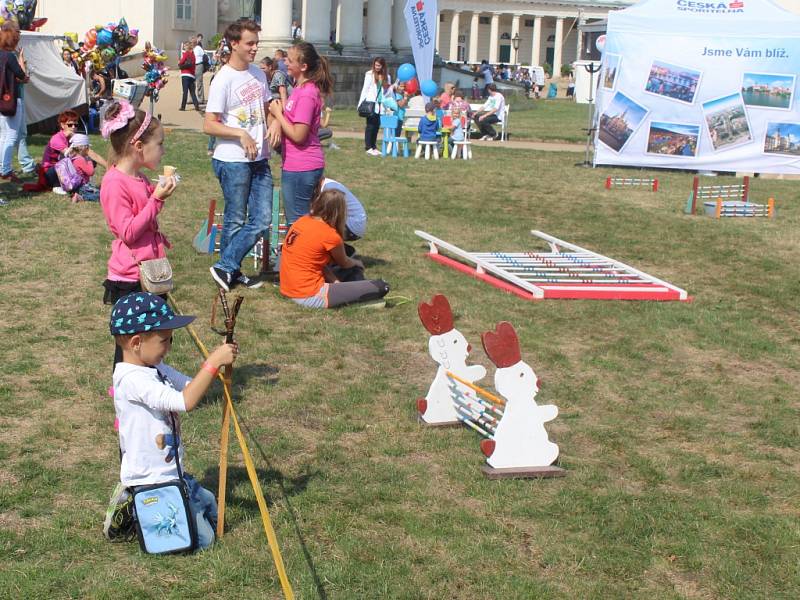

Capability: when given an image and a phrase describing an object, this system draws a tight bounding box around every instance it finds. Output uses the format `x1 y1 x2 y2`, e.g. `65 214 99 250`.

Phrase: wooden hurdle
416 230 690 302
605 176 659 192
708 197 774 218
685 175 749 214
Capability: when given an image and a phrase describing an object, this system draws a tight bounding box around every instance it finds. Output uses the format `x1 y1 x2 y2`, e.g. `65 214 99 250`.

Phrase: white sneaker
367 148 381 156
52 186 67 195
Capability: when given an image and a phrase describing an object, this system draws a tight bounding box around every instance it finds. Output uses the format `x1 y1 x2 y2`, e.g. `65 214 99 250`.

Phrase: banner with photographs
594 0 800 174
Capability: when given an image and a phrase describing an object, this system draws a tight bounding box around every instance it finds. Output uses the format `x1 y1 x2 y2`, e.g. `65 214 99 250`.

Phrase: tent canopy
20 31 86 125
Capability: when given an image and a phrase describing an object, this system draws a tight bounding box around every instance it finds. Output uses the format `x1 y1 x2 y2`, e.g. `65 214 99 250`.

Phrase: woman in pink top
268 41 333 225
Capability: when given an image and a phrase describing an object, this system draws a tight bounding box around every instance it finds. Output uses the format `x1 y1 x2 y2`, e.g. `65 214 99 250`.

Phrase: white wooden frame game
415 230 689 302
605 176 659 191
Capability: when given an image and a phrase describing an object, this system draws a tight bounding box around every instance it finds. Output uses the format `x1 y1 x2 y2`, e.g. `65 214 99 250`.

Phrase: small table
439 127 451 159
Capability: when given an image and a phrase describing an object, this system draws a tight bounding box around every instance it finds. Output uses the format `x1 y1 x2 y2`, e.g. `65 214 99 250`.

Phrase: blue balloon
420 79 438 97
397 63 416 83
96 29 113 46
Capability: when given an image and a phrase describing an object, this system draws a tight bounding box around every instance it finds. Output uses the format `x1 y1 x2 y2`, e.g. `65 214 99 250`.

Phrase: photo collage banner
594 22 800 173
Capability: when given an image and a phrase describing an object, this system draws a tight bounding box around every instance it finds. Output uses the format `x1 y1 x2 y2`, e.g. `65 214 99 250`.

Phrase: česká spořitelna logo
677 0 744 13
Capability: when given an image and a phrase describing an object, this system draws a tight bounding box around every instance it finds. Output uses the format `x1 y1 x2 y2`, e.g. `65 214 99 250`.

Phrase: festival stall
594 0 800 174
19 32 86 125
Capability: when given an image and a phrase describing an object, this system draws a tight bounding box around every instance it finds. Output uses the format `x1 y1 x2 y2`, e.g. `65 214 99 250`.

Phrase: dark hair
292 41 333 97
310 189 346 238
371 57 387 83
0 22 20 51
224 19 260 44
103 100 161 162
487 83 497 92
260 56 273 67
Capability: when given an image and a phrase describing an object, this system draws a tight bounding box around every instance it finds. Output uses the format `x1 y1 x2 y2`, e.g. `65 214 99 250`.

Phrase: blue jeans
15 100 34 172
282 167 324 226
0 99 23 176
76 182 100 201
212 158 273 274
184 474 217 550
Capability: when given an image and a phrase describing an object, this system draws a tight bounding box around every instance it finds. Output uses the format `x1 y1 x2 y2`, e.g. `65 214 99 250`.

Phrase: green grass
330 98 587 143
1 132 799 599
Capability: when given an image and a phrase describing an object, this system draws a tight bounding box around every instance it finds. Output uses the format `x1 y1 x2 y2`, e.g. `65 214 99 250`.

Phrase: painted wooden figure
417 295 486 425
480 322 560 469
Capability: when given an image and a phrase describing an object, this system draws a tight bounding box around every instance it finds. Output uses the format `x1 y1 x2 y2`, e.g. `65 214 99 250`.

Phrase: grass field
329 98 587 143
1 132 799 599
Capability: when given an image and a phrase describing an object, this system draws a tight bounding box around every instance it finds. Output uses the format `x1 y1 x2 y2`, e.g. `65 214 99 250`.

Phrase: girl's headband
100 100 154 143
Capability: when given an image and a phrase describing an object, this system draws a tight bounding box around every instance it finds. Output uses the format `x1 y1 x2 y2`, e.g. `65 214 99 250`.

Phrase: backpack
54 156 83 192
202 52 210 72
0 53 17 117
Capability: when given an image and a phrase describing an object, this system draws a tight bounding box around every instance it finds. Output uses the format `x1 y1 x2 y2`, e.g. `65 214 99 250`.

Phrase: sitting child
450 106 465 142
417 102 439 142
279 188 389 309
66 133 100 202
108 292 237 550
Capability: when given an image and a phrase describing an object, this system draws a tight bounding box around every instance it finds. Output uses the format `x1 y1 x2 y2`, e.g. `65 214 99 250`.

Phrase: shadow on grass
358 254 388 268
229 361 280 388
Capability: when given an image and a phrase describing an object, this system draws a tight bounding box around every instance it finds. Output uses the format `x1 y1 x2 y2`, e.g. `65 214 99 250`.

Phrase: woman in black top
0 22 28 182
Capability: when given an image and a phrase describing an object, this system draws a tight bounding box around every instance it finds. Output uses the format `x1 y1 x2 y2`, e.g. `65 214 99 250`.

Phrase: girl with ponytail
268 41 333 225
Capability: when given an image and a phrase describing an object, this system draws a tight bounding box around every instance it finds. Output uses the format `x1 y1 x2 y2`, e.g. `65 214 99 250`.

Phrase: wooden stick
446 371 506 406
716 198 722 219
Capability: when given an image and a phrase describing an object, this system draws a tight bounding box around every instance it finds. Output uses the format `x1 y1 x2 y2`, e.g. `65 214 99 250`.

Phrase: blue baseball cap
110 292 195 336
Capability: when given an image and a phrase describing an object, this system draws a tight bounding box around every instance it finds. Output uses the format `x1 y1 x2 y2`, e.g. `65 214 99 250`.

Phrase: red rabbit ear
481 322 521 368
418 294 454 335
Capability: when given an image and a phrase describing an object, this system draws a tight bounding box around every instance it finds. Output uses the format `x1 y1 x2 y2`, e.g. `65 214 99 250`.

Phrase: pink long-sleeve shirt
100 166 169 281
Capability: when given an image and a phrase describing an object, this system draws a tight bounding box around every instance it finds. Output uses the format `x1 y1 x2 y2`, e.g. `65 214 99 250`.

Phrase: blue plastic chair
380 115 409 158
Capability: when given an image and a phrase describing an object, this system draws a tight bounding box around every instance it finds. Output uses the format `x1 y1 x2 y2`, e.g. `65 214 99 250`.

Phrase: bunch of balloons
80 17 139 72
142 42 169 102
0 0 46 30
397 62 418 94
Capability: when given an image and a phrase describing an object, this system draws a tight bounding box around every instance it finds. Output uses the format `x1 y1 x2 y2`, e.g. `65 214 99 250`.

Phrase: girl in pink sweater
99 100 177 311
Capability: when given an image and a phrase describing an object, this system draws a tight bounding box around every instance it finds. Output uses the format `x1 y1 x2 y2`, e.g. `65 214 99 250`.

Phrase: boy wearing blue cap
108 292 237 549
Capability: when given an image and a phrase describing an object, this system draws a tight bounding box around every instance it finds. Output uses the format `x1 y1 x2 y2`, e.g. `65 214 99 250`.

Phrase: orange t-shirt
279 215 343 298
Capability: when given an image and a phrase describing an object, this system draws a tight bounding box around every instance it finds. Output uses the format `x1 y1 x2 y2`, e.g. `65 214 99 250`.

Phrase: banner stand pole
577 62 601 168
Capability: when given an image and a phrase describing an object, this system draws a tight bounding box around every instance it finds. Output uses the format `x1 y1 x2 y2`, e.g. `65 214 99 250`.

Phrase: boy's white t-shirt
113 362 191 487
322 178 367 238
206 64 272 162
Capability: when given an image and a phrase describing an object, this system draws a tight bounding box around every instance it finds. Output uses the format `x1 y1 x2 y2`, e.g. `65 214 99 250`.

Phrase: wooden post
743 175 750 201
605 176 611 190
768 197 774 217
652 178 659 192
206 199 216 235
715 198 722 218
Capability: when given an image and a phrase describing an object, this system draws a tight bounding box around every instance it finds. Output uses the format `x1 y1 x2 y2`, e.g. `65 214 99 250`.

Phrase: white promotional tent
19 32 86 125
594 0 800 173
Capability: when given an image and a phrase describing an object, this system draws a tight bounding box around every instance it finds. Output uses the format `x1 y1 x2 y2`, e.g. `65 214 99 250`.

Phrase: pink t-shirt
281 82 324 172
72 155 94 185
100 166 169 281
43 131 69 169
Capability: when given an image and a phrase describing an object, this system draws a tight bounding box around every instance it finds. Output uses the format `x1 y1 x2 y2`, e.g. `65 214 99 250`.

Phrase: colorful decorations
0 1 47 31
142 42 169 102
397 62 416 82
72 17 139 73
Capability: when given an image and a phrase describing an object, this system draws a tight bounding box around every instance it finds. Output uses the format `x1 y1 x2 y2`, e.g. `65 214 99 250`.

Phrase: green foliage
561 64 574 77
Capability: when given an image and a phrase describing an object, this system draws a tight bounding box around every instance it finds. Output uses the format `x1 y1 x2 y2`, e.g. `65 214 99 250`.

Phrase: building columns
302 0 331 47
531 15 542 66
510 13 520 65
554 17 564 72
449 11 461 62
575 15 584 60
468 12 479 64
258 0 292 53
366 0 392 53
489 12 500 64
392 0 411 55
337 0 364 53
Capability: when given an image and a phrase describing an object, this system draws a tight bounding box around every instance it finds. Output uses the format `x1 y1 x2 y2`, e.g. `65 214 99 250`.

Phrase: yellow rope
168 293 294 600
446 371 506 407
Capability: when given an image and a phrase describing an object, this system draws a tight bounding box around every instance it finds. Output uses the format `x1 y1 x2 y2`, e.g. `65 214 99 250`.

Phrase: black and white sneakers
210 266 264 291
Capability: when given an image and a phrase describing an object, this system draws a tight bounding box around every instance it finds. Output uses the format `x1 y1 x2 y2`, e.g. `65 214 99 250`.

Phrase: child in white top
110 292 237 550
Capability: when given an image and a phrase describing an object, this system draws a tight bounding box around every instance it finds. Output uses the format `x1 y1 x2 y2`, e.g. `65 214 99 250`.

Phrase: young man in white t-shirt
204 20 281 291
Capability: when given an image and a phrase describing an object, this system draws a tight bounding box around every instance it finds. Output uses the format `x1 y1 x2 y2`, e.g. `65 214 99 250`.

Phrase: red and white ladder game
416 230 690 302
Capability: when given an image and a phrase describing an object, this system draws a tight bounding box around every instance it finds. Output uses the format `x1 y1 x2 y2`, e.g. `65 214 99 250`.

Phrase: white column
449 11 460 62
554 17 564 73
366 0 392 53
531 15 542 66
302 0 332 47
392 0 411 55
489 13 500 64
258 0 293 54
510 14 520 65
435 10 441 54
468 12 479 64
337 0 364 53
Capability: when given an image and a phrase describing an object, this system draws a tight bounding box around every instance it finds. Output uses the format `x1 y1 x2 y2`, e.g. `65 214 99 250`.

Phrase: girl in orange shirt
279 188 389 308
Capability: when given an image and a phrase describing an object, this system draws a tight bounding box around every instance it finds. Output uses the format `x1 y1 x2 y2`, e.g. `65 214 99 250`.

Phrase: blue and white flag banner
404 0 437 92
594 0 800 174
